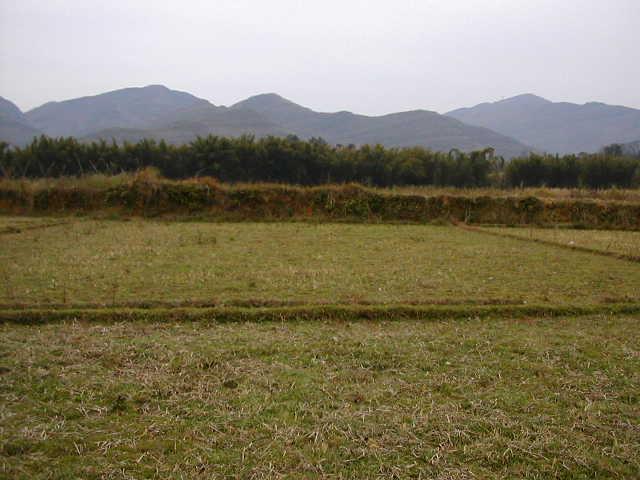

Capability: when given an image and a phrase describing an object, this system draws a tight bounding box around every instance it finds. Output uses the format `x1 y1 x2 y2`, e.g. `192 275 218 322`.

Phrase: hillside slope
25 85 209 137
0 96 42 146
233 93 532 158
447 94 640 154
83 104 288 144
24 85 288 142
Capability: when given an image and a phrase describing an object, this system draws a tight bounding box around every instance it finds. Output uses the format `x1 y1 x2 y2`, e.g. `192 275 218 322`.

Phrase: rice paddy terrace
1 184 639 478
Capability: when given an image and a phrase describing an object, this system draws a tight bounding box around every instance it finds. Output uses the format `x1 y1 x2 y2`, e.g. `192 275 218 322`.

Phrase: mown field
1 218 640 307
478 226 640 260
1 213 639 478
1 315 639 479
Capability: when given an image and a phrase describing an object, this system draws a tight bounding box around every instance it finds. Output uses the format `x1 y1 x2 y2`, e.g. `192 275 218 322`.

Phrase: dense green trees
504 153 640 188
1 135 639 188
0 135 497 187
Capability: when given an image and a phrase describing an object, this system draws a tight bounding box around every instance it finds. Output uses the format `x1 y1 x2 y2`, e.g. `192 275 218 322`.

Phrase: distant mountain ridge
0 96 43 147
0 96 29 124
447 94 640 154
24 85 288 142
1 86 533 157
232 93 531 157
6 86 639 157
26 85 210 137
82 102 289 144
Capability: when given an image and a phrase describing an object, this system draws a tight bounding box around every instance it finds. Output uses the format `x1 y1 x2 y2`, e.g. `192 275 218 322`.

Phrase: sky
1 0 639 115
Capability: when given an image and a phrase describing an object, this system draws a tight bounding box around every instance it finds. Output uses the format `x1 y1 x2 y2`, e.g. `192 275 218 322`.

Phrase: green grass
2 215 639 477
2 219 640 307
1 315 638 479
480 226 640 259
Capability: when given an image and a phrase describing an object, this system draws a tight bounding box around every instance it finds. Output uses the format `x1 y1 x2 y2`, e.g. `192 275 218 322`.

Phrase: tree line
504 153 640 188
1 135 639 188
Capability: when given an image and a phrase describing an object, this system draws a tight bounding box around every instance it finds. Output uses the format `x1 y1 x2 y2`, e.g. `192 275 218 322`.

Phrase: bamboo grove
1 135 639 188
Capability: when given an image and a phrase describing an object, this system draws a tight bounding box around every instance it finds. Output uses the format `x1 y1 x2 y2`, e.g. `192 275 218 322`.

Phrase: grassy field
479 226 640 259
2 218 640 307
1 315 638 479
2 214 639 478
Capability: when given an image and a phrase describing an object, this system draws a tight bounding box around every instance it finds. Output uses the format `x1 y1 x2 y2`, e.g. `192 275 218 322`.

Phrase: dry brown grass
2 176 640 230
386 185 640 203
2 173 640 203
1 314 638 478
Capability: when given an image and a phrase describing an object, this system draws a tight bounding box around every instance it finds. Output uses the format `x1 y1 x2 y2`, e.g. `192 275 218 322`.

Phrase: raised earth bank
1 177 639 229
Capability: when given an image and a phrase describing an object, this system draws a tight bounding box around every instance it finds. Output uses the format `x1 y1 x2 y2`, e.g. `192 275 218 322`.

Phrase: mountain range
447 94 640 154
2 85 640 157
232 93 530 157
0 96 42 147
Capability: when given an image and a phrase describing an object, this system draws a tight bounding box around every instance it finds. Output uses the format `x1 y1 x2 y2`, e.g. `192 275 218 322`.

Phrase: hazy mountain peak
246 92 290 102
2 86 535 156
232 93 531 157
447 94 640 154
446 94 551 118
497 93 551 105
233 93 308 112
25 85 212 137
384 109 439 117
0 96 42 146
140 84 170 91
0 96 27 122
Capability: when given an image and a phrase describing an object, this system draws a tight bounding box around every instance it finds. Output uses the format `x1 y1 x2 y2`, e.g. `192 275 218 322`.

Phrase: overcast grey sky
1 0 639 115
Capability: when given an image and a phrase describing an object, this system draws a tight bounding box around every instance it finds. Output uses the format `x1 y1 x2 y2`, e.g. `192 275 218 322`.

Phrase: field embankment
1 175 640 229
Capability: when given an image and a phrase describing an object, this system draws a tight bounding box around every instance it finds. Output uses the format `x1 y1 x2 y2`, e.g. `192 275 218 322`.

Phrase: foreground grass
2 219 640 306
1 315 638 478
479 226 640 259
